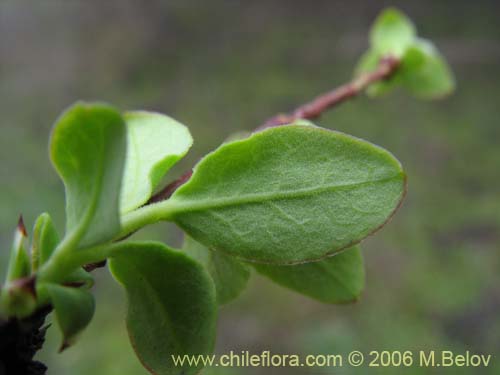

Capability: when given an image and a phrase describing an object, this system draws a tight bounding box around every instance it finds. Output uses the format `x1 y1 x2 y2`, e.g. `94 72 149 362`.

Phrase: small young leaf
44 283 95 351
167 124 406 264
5 217 30 282
32 213 59 271
120 111 193 213
254 246 364 304
370 7 415 57
183 236 250 305
109 242 217 375
1 217 35 318
50 102 126 247
31 212 93 287
357 8 454 99
400 39 455 99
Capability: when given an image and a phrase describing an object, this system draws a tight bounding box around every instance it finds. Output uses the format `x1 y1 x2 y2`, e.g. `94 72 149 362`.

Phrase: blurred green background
1 1 499 374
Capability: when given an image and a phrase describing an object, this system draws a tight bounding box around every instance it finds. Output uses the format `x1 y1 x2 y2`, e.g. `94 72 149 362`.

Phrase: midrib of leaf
167 173 404 215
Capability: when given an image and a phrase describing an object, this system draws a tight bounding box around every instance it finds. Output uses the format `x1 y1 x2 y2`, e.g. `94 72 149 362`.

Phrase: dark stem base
0 306 51 375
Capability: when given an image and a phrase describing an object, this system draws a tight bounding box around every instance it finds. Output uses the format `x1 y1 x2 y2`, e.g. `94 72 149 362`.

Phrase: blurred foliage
0 1 499 374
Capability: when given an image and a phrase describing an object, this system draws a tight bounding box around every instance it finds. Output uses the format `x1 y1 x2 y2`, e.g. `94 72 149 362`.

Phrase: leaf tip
58 340 71 353
17 215 27 237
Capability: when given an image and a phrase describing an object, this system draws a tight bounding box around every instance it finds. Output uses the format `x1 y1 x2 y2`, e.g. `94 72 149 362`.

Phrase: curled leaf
44 283 95 351
120 111 193 213
50 102 126 247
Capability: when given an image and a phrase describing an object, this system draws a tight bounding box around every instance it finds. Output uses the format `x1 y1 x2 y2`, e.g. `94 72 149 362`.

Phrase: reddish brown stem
147 170 193 204
257 55 400 129
148 55 400 203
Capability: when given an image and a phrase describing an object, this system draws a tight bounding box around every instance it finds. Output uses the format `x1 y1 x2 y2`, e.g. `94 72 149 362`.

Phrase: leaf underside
109 242 217 375
50 102 126 248
254 245 364 304
169 125 405 264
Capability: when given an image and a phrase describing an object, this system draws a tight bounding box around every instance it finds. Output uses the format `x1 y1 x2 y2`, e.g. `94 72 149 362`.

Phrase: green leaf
401 38 455 99
5 217 30 283
183 236 250 305
357 9 455 99
109 242 217 375
1 217 35 318
50 102 127 248
31 212 93 287
254 246 364 304
370 7 415 57
32 213 59 271
120 111 193 213
44 283 95 351
167 124 406 264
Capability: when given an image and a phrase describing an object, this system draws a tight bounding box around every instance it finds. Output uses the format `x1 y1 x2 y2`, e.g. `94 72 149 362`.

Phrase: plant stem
149 55 400 203
118 200 177 238
37 243 110 284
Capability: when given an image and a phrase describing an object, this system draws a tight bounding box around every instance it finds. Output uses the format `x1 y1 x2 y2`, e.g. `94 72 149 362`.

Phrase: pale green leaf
401 38 456 99
370 7 416 57
357 9 455 99
183 236 250 305
45 283 95 351
254 246 364 304
109 242 217 375
50 102 126 247
120 111 193 213
166 124 406 264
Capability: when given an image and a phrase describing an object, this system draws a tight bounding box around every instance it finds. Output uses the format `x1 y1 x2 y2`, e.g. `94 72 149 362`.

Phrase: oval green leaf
44 283 95 351
254 246 364 304
120 111 193 213
50 102 126 247
167 124 406 264
109 242 217 375
183 236 250 305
